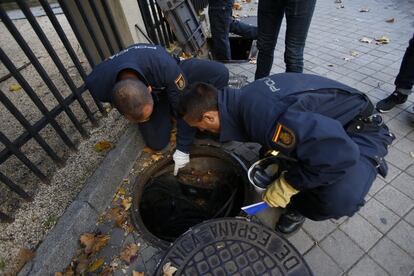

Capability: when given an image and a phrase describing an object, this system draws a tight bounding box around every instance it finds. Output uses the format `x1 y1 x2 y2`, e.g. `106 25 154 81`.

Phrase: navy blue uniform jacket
85 44 227 152
218 73 390 191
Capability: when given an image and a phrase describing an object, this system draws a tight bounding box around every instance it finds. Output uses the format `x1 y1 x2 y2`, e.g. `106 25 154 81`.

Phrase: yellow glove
263 173 299 208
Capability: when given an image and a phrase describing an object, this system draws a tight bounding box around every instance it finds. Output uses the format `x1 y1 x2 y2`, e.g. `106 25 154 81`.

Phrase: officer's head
178 82 220 133
112 79 154 123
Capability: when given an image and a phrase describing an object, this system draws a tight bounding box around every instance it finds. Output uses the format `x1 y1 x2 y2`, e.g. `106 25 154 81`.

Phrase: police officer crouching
85 44 229 175
178 73 395 235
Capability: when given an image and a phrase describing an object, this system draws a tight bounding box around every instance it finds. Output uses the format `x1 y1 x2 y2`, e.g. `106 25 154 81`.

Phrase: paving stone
388 220 414 258
391 172 414 200
287 228 315 255
380 163 402 183
340 214 383 252
368 177 387 196
384 147 414 171
348 255 389 276
404 208 414 227
387 118 413 137
320 229 364 270
302 219 337 242
369 237 414 276
359 198 399 233
304 246 343 276
374 185 414 216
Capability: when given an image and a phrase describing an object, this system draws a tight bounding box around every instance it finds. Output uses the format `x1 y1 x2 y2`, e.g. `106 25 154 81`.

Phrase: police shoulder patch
175 74 186 90
272 123 296 148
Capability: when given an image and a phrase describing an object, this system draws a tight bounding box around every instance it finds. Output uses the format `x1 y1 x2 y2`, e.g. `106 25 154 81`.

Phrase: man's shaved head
112 79 153 122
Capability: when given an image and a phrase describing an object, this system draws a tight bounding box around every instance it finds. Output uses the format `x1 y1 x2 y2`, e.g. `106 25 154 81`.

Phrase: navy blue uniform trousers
138 59 229 150
395 33 414 93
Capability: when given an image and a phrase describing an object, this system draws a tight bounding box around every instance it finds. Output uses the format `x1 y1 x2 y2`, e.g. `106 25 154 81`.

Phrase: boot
276 209 305 235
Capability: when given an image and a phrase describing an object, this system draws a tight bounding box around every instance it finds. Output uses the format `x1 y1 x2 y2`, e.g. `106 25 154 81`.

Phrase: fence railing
0 0 125 222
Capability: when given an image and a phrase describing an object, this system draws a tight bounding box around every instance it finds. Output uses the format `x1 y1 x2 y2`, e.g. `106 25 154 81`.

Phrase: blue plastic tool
241 201 270 215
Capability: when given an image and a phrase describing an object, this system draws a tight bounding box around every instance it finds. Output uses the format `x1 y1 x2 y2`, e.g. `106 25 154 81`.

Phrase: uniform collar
218 88 248 142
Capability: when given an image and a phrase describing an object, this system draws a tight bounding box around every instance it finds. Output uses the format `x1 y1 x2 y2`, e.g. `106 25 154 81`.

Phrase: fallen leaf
133 271 144 276
163 262 178 276
385 17 395 23
75 253 89 274
151 154 163 161
120 244 140 264
15 248 35 272
142 147 161 154
94 141 113 152
327 64 334 67
343 57 352 61
80 233 109 254
107 207 128 227
87 257 104 272
350 50 359 57
359 7 369 12
375 36 390 44
233 3 242 10
336 4 344 8
9 83 22 92
179 52 193 59
100 265 112 276
249 58 257 64
359 37 373 44
121 197 132 211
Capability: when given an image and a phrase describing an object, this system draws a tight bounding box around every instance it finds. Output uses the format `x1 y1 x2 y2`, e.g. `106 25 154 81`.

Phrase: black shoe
275 209 305 236
376 91 408 113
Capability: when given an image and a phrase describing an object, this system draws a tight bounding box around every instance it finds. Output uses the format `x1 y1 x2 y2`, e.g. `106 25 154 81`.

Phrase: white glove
173 150 190 176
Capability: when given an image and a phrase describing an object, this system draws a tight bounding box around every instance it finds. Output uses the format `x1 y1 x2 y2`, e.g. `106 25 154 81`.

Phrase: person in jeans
209 0 258 60
255 0 316 80
376 33 414 113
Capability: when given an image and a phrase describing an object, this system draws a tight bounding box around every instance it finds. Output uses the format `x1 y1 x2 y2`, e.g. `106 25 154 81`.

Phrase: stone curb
19 126 144 276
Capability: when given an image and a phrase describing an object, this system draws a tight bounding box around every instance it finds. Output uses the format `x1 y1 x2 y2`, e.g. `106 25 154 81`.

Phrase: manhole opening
132 146 249 248
207 37 255 62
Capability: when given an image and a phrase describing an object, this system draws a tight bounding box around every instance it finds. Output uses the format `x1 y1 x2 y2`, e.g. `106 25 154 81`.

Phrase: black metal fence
0 0 124 222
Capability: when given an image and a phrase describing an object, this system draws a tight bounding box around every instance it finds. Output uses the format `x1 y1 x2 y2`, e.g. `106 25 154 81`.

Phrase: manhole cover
155 217 313 276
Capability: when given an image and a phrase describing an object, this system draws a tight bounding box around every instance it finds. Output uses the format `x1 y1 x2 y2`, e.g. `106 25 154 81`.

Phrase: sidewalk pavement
226 0 414 275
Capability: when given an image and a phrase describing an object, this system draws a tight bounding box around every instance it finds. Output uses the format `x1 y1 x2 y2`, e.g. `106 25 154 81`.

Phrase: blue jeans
209 0 258 60
255 0 316 80
395 33 414 95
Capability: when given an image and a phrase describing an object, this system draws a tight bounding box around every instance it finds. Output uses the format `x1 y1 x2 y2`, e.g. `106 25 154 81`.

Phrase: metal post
88 0 115 55
0 172 32 201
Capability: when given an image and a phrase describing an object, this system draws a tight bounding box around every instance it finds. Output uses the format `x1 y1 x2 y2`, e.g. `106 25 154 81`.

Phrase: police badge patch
175 74 186 90
272 123 296 148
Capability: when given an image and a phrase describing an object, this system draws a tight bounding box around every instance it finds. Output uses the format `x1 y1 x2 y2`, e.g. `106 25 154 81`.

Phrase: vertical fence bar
0 89 63 164
74 0 106 61
137 0 159 44
148 0 166 46
0 132 49 183
17 0 97 129
0 49 73 158
0 172 32 200
58 0 96 68
88 0 115 55
39 0 87 80
101 0 125 51
0 8 84 145
155 3 171 48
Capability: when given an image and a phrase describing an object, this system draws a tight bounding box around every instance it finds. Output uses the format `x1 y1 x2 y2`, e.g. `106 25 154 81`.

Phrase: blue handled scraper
241 201 270 215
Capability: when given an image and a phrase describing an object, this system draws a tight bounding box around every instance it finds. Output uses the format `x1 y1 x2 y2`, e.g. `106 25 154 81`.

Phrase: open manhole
131 145 251 249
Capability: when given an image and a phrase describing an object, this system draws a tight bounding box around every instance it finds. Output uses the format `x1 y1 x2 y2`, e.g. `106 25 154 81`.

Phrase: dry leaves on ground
106 206 128 227
9 83 22 92
375 36 390 44
133 271 145 276
15 248 35 273
359 37 373 44
100 265 113 276
94 140 114 152
142 147 161 155
87 257 105 272
54 267 74 276
350 50 359 57
233 3 242 10
121 197 132 211
249 57 257 64
385 17 395 23
163 262 178 276
151 154 163 161
120 243 140 264
80 233 110 254
113 187 126 203
359 7 369 12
